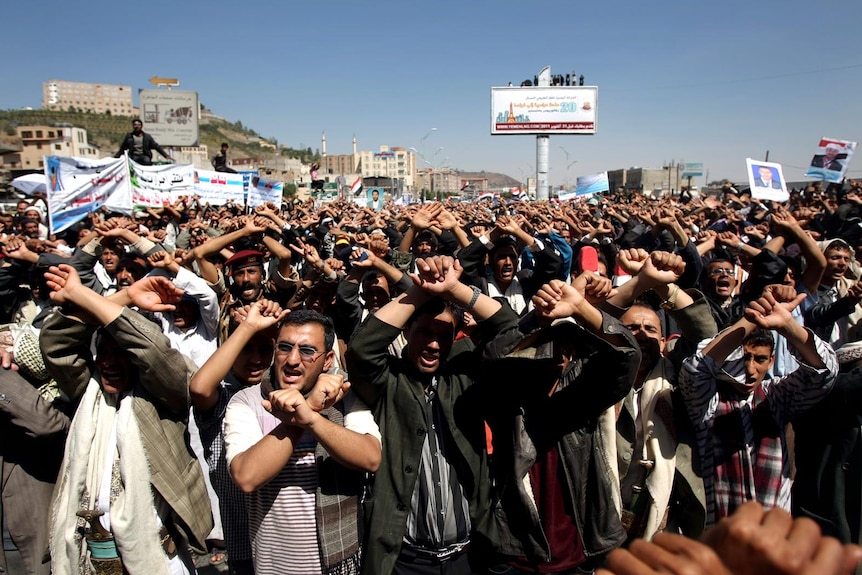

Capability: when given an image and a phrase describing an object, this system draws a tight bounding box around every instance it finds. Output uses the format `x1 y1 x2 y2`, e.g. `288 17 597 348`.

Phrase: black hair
408 297 465 333
742 329 775 352
280 309 335 352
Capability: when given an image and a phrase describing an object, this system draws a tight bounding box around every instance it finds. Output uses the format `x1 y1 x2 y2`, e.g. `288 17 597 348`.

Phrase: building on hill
43 80 136 116
10 125 99 171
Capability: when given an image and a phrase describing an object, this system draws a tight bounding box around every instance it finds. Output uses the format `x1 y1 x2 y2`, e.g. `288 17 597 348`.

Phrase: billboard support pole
536 66 551 201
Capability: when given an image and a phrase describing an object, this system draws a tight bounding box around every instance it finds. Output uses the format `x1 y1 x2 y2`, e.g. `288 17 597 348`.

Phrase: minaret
352 134 358 172
321 132 327 157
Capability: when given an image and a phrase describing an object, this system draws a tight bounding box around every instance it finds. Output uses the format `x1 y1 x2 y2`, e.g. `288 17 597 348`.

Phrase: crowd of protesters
2 178 862 575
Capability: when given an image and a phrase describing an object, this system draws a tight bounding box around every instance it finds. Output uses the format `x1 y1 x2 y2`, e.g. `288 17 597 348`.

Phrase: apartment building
14 125 100 170
356 146 417 191
43 80 135 116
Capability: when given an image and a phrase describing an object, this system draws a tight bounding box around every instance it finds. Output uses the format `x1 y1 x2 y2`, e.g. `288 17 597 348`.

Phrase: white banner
45 155 131 233
193 169 245 205
575 172 610 196
129 160 194 208
247 176 283 208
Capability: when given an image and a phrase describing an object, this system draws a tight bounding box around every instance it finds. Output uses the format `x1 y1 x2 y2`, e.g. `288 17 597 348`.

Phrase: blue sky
3 0 861 188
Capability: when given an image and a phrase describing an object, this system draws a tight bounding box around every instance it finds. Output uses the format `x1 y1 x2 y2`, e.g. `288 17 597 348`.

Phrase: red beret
225 249 265 271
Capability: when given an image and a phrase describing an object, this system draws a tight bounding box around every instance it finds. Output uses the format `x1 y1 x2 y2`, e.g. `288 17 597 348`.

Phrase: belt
159 526 178 559
399 541 470 564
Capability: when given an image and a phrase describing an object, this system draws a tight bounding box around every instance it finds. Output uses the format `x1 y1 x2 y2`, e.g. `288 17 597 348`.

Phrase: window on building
38 160 44 167
21 131 32 138
36 144 42 150
55 144 61 150
36 130 43 138
48 131 55 138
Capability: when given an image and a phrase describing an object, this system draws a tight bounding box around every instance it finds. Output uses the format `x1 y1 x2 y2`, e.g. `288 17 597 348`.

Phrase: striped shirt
404 377 471 548
224 384 380 575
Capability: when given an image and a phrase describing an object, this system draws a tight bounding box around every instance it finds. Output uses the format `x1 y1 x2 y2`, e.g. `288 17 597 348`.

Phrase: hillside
459 170 522 190
0 108 318 163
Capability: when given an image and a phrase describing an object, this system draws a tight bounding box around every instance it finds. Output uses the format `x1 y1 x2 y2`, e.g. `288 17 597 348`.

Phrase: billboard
681 163 704 178
491 86 597 135
138 89 199 146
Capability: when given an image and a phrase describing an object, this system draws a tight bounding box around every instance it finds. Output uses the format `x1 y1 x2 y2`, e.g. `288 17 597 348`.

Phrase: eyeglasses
275 341 324 362
709 267 735 277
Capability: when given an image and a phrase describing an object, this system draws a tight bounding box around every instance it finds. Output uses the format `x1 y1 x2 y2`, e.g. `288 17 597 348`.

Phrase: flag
351 176 363 196
476 191 495 202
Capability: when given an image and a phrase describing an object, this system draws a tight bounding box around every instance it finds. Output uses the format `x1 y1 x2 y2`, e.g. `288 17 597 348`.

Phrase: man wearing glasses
701 258 741 330
223 309 381 575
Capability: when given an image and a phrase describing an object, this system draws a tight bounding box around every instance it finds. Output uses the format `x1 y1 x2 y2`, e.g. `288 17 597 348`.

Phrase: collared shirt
404 377 471 548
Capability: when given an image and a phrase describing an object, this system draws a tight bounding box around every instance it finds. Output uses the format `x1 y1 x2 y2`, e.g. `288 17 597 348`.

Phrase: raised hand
44 264 84 305
640 251 685 286
305 373 350 412
617 248 650 276
572 271 616 304
125 276 185 312
242 299 289 332
743 291 806 330
410 255 463 295
147 250 174 269
434 207 459 230
532 279 588 322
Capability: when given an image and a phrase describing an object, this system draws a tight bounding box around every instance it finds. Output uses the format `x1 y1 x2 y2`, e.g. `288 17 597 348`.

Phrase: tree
284 183 297 198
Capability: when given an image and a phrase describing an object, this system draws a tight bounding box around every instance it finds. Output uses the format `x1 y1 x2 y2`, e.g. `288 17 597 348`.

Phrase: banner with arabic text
128 159 195 208
45 155 130 233
193 169 245 206
247 176 283 208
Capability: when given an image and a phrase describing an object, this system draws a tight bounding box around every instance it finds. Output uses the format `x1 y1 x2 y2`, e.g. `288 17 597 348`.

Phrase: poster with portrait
746 158 789 202
805 137 856 183
366 188 385 211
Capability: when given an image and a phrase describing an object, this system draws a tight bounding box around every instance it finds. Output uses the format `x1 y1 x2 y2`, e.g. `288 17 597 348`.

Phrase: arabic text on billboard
491 86 597 135
138 89 200 147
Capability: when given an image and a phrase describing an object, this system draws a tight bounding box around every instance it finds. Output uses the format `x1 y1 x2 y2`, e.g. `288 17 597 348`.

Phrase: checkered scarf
708 384 785 524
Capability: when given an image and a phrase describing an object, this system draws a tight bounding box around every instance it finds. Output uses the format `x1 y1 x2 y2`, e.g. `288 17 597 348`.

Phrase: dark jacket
345 305 519 575
481 311 641 562
458 236 562 312
792 366 862 544
114 131 169 161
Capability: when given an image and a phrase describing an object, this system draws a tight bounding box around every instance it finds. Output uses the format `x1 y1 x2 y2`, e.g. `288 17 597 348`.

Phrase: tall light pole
413 128 438 202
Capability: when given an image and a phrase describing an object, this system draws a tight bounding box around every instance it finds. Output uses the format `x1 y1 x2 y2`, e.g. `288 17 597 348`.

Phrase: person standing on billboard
115 119 172 165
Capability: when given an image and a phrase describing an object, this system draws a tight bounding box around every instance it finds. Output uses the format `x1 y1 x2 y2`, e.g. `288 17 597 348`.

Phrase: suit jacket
0 369 70 575
811 155 844 172
754 178 782 189
114 131 169 160
41 307 213 553
345 306 519 575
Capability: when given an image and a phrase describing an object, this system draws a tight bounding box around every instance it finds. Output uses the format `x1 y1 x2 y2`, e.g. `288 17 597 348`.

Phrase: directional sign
149 76 180 87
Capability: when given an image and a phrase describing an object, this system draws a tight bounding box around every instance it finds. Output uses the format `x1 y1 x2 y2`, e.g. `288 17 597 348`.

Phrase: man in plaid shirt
679 287 837 527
